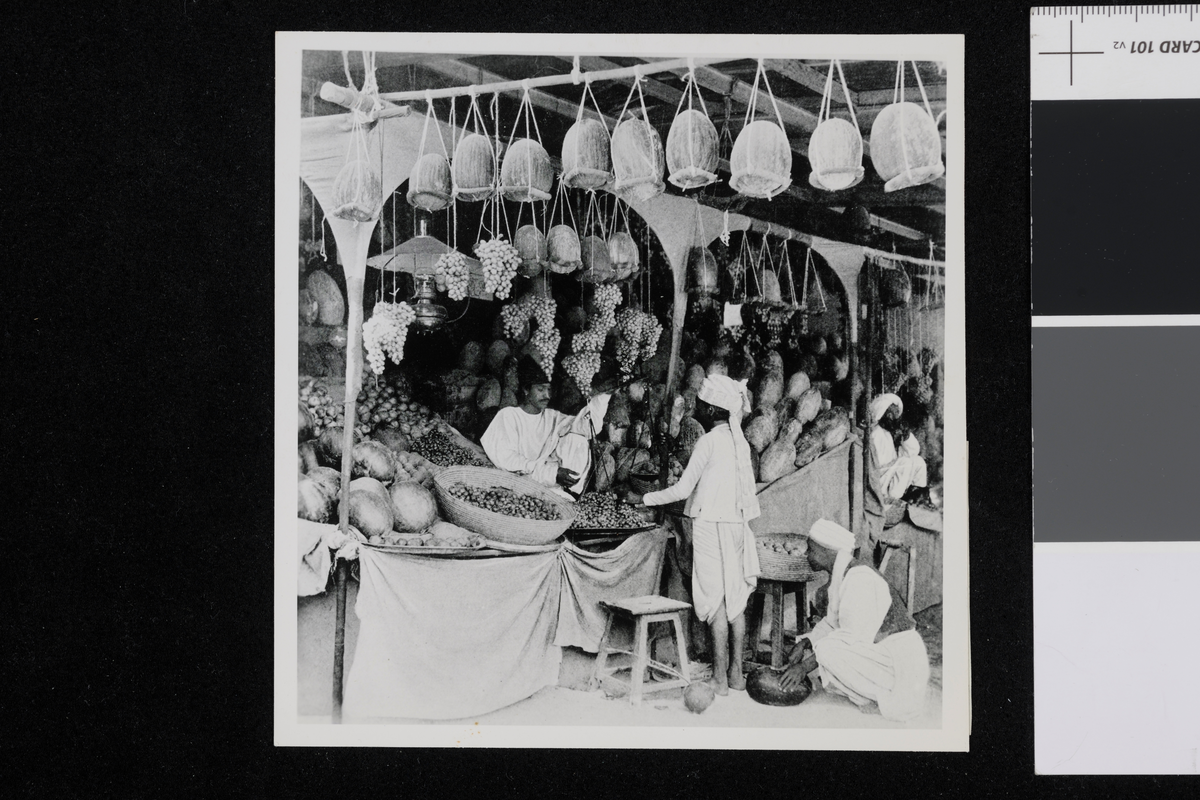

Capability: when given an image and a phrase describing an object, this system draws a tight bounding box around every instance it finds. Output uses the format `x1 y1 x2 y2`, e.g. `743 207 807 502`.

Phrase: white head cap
870 393 903 424
807 519 856 552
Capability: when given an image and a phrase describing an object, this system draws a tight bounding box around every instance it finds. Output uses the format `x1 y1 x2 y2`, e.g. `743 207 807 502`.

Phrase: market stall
293 50 948 722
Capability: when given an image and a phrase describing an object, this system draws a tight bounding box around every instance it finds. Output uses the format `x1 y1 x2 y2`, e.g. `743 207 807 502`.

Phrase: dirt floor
298 586 943 729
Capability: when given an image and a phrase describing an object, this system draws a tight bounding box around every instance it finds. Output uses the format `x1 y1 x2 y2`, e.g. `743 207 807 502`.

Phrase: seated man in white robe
870 393 929 501
481 355 610 500
780 519 931 722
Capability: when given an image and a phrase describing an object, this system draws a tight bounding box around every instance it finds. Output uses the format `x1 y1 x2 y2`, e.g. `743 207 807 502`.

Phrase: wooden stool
878 541 917 612
746 578 811 669
589 596 693 706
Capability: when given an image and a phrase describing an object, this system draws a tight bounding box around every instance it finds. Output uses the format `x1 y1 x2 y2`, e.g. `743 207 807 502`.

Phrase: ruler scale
1031 6 1200 776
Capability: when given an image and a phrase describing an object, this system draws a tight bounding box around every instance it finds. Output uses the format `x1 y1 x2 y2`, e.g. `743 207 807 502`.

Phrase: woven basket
433 465 576 546
629 471 661 496
755 534 821 582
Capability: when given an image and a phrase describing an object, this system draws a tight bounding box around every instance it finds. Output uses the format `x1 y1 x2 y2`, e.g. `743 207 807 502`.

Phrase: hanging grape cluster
563 352 601 395
361 301 416 375
614 308 664 376
564 285 623 395
500 295 534 340
474 236 520 299
434 251 470 301
528 295 559 381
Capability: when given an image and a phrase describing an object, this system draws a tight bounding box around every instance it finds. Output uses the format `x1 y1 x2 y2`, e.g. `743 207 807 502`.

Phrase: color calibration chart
1031 6 1200 775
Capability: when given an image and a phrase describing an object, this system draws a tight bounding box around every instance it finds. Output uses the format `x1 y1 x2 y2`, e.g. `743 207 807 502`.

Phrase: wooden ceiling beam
763 59 856 105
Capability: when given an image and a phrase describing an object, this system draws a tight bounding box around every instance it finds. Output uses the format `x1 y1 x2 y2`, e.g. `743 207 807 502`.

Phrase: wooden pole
331 559 349 722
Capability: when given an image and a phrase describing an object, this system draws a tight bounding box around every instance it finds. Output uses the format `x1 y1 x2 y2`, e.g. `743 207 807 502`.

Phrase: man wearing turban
481 355 610 500
870 393 929 501
780 519 931 722
639 374 761 696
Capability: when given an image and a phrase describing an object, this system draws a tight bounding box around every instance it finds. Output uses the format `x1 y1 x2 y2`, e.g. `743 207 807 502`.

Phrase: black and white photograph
275 32 967 750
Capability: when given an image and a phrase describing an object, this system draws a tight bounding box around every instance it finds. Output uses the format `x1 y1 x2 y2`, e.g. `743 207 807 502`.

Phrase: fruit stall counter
300 524 669 720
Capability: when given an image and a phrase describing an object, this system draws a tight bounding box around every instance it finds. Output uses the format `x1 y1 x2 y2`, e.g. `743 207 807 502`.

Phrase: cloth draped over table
342 530 668 721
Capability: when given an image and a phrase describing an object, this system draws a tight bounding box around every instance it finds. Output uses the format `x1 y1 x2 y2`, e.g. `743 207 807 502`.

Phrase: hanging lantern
667 108 719 190
579 235 616 284
809 118 865 191
730 120 792 199
452 133 496 201
686 246 719 296
331 159 383 223
562 118 612 190
407 152 452 212
869 102 944 192
410 273 449 330
500 138 554 202
514 225 548 278
607 231 640 281
546 224 582 274
611 118 665 202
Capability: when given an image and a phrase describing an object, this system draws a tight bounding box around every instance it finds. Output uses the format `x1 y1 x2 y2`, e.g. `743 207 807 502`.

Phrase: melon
340 489 394 539
685 364 706 393
371 426 409 454
352 440 395 482
389 480 439 532
307 466 342 500
316 426 358 468
486 340 511 376
458 341 485 374
299 287 319 326
777 418 805 446
794 388 823 425
476 377 502 410
675 417 705 464
744 409 779 454
349 476 390 507
298 403 314 442
306 269 345 326
793 433 823 468
298 477 335 523
785 371 811 400
758 440 798 483
755 371 785 410
298 440 320 474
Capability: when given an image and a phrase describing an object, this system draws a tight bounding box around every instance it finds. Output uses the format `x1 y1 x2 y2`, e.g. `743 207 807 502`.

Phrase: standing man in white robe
638 374 761 696
780 519 931 722
481 355 610 500
870 393 929 501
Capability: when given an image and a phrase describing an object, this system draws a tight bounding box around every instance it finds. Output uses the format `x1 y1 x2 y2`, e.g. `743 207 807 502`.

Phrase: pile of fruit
570 492 647 530
410 427 490 468
299 378 341 437
357 380 436 441
759 536 807 557
447 484 561 521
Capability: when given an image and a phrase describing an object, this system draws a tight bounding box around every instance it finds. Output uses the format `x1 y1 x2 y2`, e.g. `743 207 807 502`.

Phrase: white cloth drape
690 520 760 623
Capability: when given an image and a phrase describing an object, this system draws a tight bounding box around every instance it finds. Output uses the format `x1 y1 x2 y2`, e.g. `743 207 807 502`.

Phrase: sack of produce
476 377 502 411
761 349 785 376
777 418 805 446
675 417 705 464
485 340 511 376
758 439 798 483
755 371 785 409
793 432 823 468
794 388 823 425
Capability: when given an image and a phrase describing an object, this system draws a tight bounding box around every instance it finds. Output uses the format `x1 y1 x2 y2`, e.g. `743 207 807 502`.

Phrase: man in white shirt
870 393 929 501
481 355 609 500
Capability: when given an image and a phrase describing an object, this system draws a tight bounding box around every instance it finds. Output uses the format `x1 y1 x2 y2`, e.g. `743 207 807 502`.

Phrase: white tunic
481 405 598 498
871 427 929 500
806 565 931 722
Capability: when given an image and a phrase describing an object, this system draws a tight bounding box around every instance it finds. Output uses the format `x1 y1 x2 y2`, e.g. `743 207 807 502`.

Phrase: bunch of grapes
434 251 470 301
563 352 601 395
474 236 520 299
571 324 607 355
527 295 559 380
591 284 622 329
639 315 663 362
362 301 416 375
615 308 646 375
500 295 534 340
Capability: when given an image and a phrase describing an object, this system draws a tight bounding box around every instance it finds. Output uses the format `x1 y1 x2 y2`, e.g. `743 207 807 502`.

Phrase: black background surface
1032 99 1200 315
8 0 1198 796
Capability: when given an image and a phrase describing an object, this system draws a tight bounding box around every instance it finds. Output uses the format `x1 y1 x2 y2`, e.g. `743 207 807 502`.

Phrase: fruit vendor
481 355 611 500
636 374 761 697
870 393 929 501
779 519 930 722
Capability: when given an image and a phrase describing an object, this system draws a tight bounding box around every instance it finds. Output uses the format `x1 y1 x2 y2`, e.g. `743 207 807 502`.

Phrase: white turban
807 519 856 552
806 519 856 628
696 374 757 517
870 393 903 424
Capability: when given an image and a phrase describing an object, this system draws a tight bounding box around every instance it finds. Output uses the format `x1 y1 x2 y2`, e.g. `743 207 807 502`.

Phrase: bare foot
728 669 746 691
708 678 729 696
